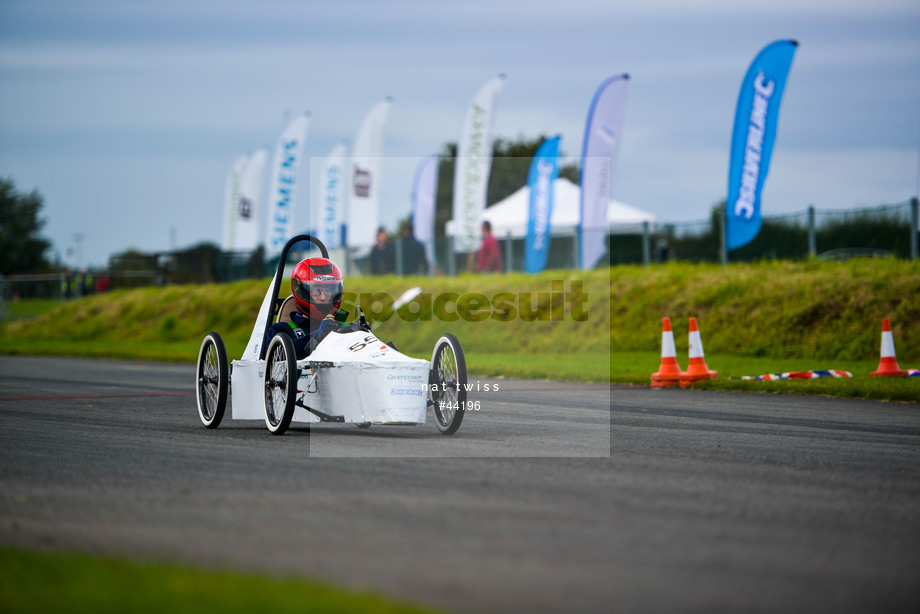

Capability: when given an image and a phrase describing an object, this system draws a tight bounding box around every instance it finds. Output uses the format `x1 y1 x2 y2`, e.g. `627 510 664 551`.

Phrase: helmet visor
293 279 343 306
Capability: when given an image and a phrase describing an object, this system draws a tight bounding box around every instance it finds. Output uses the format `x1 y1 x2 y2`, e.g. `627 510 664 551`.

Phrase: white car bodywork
230 329 430 425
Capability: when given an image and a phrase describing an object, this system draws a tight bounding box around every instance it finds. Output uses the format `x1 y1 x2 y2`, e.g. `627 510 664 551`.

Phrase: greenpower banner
452 74 505 253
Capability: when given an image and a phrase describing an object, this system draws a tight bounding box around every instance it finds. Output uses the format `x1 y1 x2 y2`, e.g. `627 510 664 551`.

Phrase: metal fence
417 197 919 271
713 198 919 264
616 198 919 266
156 195 920 279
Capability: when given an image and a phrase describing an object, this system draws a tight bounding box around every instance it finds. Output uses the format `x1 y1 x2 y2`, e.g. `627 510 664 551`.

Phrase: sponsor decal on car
389 388 425 397
387 374 425 381
347 335 379 351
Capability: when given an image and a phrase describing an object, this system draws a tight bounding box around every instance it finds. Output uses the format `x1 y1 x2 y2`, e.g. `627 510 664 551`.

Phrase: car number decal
347 335 379 352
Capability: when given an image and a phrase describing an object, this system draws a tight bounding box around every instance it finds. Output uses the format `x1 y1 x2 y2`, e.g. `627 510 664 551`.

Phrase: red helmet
291 257 344 319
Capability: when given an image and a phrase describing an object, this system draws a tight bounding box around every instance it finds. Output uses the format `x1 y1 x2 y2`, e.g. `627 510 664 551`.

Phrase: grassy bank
0 548 441 614
1 259 918 401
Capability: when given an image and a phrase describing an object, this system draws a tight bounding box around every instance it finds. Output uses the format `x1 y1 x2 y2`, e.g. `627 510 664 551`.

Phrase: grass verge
2 260 918 402
2 299 62 320
0 547 442 614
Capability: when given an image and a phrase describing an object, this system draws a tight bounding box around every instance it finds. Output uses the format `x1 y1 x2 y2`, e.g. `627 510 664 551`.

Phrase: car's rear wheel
429 333 467 435
264 334 298 435
196 332 228 428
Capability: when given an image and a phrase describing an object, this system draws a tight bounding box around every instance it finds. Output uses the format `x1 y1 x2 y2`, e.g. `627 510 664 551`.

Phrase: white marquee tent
446 177 657 239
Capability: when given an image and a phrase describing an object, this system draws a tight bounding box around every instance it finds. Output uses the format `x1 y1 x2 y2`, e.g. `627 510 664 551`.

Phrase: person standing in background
400 221 427 276
368 227 395 275
475 220 502 273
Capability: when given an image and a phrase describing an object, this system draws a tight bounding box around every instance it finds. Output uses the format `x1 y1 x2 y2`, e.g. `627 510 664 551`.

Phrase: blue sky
1 0 918 268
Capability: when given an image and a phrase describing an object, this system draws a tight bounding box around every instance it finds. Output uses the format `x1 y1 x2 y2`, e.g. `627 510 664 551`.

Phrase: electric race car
195 234 467 435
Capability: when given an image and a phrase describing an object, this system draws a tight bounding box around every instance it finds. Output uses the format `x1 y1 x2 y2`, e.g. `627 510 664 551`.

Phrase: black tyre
264 334 298 435
429 333 467 435
196 332 228 428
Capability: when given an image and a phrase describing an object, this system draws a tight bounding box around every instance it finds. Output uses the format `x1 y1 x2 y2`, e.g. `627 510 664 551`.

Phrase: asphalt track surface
1 355 918 613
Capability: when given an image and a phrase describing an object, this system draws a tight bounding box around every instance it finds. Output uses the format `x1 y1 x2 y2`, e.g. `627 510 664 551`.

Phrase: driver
264 257 345 360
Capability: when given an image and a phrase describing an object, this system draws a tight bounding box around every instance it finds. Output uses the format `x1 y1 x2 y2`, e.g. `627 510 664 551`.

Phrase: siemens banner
265 112 311 258
318 141 347 249
525 136 561 274
725 39 797 252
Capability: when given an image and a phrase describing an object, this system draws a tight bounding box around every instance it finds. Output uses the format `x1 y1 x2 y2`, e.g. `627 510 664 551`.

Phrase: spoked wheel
196 332 229 428
429 333 467 435
263 334 298 435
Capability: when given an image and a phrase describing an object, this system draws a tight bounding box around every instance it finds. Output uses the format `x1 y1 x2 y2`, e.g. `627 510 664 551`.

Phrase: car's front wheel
263 334 298 435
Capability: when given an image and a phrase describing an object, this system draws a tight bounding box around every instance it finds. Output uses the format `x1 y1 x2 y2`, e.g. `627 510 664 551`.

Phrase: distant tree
108 248 156 273
0 177 52 274
108 242 224 284
432 135 580 239
815 210 910 257
657 201 722 263
171 242 222 283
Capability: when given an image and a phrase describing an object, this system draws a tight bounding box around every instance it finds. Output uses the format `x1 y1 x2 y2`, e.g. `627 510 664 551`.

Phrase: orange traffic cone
870 318 908 377
651 317 684 388
680 317 718 388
